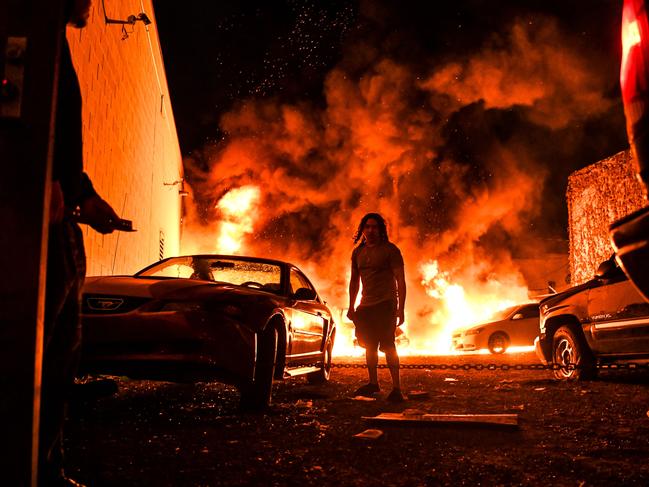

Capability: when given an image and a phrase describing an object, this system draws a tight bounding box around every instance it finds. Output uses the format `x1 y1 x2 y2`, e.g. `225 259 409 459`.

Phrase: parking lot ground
66 351 649 486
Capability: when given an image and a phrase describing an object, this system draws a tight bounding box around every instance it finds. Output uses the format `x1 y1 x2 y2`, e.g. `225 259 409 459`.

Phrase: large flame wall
179 14 623 354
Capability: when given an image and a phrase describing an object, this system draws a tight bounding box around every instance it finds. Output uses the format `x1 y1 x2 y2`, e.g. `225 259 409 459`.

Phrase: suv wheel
552 326 596 380
240 327 278 411
488 332 509 354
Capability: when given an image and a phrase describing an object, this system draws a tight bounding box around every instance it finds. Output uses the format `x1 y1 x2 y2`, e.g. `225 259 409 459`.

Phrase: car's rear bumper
80 311 256 384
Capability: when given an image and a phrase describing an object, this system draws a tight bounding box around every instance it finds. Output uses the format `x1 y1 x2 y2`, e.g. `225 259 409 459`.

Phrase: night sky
152 0 628 245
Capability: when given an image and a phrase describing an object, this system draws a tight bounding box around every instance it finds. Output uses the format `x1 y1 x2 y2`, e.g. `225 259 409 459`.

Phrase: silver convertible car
80 255 336 409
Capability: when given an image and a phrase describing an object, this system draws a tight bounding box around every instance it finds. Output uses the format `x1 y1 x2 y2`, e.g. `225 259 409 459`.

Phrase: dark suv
535 256 649 380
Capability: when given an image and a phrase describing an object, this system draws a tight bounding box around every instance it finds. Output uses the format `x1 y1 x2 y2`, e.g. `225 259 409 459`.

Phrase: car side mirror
293 287 317 301
595 259 616 279
511 313 524 320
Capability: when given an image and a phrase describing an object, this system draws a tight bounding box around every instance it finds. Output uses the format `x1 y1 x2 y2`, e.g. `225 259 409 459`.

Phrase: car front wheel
488 332 509 354
240 326 278 411
552 326 596 380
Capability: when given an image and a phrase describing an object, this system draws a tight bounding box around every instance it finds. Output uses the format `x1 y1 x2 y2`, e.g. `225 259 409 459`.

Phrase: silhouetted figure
40 1 120 485
347 213 407 402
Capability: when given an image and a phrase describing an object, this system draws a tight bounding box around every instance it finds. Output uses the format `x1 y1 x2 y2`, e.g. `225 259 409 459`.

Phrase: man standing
40 1 120 485
347 213 406 402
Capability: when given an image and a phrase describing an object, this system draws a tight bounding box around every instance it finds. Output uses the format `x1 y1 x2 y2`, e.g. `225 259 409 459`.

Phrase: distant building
67 0 183 275
567 150 645 285
512 237 569 297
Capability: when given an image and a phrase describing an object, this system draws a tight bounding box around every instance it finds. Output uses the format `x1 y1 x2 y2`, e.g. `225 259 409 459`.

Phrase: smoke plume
181 16 617 352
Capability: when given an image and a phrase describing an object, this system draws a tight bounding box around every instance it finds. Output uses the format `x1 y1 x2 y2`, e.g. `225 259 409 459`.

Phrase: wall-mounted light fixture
104 12 151 26
101 0 152 39
163 178 189 196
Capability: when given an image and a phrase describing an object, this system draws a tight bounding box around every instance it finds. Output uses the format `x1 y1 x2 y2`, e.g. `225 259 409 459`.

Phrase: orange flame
418 260 529 355
180 17 602 357
214 186 260 254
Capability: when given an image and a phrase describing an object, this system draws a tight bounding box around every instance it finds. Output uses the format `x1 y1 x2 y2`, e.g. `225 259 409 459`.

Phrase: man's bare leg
385 347 401 390
366 347 379 384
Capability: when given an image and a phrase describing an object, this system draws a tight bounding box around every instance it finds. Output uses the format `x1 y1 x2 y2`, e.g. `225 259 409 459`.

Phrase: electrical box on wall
1 37 27 119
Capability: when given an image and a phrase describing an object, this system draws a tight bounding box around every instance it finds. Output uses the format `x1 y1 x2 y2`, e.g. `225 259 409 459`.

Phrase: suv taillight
622 0 649 191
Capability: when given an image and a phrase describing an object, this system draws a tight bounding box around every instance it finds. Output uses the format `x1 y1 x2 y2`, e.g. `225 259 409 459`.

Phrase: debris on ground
353 429 384 440
65 352 649 485
352 395 376 401
363 412 519 427
407 390 430 399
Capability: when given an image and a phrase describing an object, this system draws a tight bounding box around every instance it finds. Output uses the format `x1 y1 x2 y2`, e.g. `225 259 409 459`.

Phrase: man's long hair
353 213 389 244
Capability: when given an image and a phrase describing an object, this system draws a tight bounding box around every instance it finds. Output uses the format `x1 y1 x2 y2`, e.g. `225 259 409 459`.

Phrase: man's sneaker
386 388 405 402
354 383 380 396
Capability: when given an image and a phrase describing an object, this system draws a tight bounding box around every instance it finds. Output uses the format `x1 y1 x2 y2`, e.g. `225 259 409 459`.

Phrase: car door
287 268 327 356
587 272 649 355
507 304 540 345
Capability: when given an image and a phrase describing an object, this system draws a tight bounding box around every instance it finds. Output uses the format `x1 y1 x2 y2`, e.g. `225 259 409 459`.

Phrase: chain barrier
327 361 649 371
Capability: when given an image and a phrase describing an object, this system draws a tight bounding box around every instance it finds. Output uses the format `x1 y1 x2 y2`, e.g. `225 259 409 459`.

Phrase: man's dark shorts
354 300 397 352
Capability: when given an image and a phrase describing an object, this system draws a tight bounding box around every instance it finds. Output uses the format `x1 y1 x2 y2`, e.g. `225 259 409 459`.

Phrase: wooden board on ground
353 429 384 440
363 412 518 427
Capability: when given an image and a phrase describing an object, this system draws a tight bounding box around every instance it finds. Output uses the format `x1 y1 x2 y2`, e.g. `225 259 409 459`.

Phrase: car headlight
465 327 484 336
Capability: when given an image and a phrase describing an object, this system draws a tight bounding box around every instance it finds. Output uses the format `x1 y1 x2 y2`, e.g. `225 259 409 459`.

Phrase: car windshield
489 305 518 321
136 257 283 293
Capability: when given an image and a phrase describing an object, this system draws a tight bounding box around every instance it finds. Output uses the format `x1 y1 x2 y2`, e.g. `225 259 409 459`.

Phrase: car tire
239 326 278 411
551 326 597 381
488 332 509 354
307 335 333 384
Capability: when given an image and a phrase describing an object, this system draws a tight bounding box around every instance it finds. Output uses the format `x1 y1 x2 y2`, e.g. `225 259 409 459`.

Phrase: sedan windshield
489 305 518 321
136 257 282 293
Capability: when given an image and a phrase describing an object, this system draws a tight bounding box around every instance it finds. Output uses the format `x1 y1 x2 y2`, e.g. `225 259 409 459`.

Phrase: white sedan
452 303 540 354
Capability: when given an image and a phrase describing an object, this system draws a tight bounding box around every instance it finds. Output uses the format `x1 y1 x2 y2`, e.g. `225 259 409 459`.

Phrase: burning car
452 303 540 354
80 255 335 409
535 256 649 380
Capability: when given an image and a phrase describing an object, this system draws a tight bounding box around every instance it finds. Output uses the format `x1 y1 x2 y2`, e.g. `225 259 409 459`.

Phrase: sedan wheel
307 336 333 384
488 332 509 354
240 327 277 411
552 326 596 380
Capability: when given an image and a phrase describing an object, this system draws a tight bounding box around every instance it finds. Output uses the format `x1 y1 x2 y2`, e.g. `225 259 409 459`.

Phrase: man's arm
394 265 406 325
347 260 360 321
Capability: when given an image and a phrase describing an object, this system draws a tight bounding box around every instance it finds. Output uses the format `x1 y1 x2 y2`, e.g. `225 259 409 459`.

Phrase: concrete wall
567 150 645 285
66 0 183 276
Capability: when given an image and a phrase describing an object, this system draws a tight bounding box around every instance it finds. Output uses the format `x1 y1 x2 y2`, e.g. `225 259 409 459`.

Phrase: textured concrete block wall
66 0 182 275
567 150 645 285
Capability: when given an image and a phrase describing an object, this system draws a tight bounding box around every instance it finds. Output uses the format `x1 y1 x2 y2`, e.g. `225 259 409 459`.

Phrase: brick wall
567 150 645 285
66 0 183 275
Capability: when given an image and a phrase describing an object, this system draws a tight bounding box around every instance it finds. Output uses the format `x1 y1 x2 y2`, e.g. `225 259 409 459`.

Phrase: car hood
539 279 596 310
83 276 280 302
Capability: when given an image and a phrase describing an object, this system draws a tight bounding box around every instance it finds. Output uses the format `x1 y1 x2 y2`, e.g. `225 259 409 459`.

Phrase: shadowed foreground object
614 0 649 302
